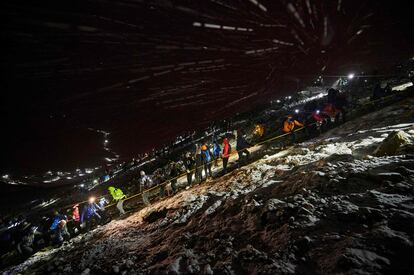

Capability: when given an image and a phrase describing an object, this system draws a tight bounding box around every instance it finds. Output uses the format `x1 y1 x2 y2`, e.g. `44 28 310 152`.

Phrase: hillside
4 96 414 274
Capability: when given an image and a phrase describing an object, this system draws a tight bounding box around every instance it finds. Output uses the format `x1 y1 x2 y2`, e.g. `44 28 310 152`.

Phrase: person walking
212 140 221 166
169 162 180 194
282 115 303 144
140 171 153 205
108 186 126 215
194 145 203 183
184 152 195 186
80 197 103 231
71 204 81 234
235 130 250 167
221 137 231 174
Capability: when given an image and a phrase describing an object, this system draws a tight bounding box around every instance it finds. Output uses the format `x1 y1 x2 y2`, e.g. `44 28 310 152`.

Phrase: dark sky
1 0 412 177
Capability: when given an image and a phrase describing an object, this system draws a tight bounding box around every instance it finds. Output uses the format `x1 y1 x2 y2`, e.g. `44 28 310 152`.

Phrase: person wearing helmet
201 143 213 180
108 186 126 215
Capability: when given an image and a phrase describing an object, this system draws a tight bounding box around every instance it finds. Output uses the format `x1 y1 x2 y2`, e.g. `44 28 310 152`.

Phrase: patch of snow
204 200 222 215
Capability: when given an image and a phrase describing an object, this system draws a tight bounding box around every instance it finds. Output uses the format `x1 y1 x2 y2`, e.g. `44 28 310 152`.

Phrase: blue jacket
202 149 212 163
213 143 221 157
80 203 102 223
50 214 67 230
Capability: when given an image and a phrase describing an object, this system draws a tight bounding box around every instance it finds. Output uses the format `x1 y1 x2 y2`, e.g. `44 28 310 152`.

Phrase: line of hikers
3 82 403 269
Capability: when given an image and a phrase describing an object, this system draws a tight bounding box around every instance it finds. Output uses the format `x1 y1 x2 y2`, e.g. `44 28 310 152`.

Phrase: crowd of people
0 82 401 268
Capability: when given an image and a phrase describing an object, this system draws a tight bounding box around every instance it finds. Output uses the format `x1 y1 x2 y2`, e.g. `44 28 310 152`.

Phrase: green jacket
108 186 126 201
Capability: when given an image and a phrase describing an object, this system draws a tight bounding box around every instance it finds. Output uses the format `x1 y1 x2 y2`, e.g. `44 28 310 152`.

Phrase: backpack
203 150 211 162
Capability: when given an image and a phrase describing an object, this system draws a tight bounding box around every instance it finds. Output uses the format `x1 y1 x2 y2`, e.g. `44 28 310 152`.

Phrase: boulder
374 131 411 156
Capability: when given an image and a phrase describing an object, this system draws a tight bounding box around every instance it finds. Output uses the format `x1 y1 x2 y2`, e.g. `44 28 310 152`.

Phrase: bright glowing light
392 82 413 91
276 99 281 103
295 109 299 114
316 110 320 114
104 140 109 143
89 196 96 203
93 179 98 184
2 174 9 179
348 73 355 79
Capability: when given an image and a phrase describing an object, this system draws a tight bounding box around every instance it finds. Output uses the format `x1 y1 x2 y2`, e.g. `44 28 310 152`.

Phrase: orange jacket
254 125 265 137
283 119 303 133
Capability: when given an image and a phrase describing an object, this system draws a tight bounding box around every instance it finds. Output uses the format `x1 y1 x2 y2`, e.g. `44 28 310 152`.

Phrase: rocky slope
4 97 414 275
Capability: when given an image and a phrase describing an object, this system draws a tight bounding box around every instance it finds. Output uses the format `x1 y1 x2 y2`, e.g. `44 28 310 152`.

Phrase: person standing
108 186 126 215
221 137 231 174
184 152 195 186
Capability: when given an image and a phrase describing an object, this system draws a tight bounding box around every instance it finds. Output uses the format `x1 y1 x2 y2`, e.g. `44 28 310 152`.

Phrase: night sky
1 0 412 177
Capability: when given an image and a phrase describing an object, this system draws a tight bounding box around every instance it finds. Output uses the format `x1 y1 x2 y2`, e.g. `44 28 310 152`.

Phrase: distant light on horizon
348 73 355 79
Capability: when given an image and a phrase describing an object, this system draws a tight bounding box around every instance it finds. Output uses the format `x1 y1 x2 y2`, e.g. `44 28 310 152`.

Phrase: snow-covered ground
3 97 414 274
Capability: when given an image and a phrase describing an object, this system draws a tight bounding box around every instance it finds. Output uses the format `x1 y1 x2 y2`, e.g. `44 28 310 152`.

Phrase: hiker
97 197 110 224
201 144 213 180
194 145 203 183
184 152 195 186
169 162 180 194
222 137 231 174
108 186 126 215
140 171 153 205
236 130 251 166
17 223 41 257
253 124 265 140
98 197 109 209
49 210 70 244
212 140 221 166
282 115 304 144
71 204 81 234
80 197 103 231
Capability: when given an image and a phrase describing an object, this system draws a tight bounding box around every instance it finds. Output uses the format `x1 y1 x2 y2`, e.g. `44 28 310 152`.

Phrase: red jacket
72 204 80 222
222 138 231 158
312 112 323 122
